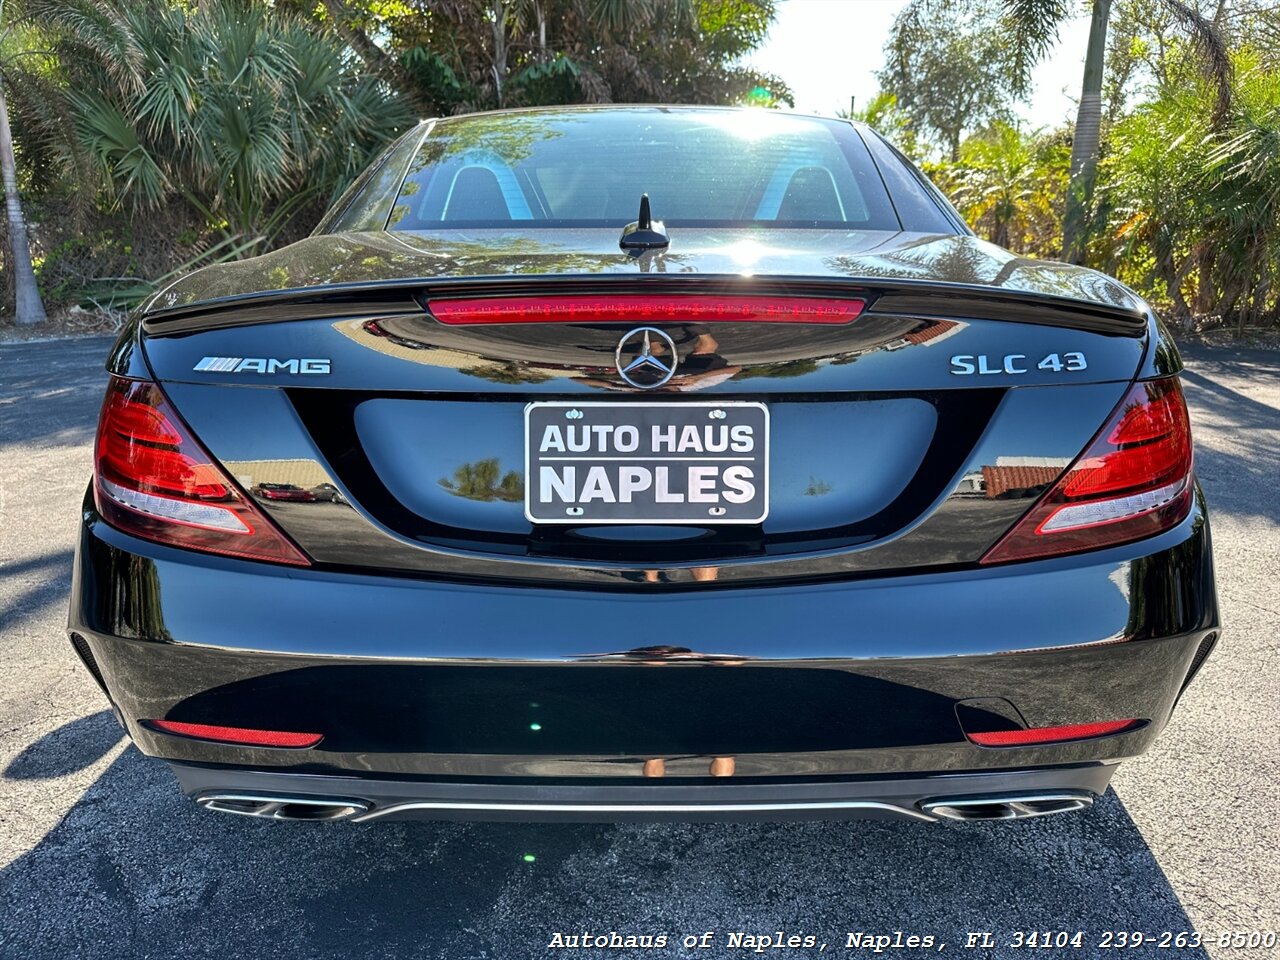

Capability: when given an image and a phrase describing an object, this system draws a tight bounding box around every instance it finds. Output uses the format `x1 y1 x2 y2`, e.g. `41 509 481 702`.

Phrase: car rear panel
73 110 1220 822
135 228 1155 585
71 488 1216 784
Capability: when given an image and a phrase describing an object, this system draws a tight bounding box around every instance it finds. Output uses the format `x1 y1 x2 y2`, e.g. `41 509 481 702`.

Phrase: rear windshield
387 108 901 232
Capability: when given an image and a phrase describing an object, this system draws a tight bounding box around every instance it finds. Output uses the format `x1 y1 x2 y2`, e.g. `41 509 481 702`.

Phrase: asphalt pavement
0 335 1276 959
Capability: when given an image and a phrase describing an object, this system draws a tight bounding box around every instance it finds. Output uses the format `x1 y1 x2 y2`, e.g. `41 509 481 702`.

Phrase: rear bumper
173 763 1115 823
69 489 1218 819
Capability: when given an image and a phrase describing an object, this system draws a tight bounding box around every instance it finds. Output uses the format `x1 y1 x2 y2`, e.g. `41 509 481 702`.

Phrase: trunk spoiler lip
140 273 1150 338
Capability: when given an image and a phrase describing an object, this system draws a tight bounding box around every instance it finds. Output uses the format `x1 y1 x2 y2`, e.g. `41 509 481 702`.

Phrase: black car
69 106 1218 824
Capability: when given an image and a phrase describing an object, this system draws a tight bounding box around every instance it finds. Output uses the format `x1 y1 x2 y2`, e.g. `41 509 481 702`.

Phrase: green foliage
73 234 262 313
880 0 1022 161
895 41 1279 328
844 92 923 160
998 0 1072 96
875 0 1279 327
1099 46 1280 326
3 0 788 318
401 45 469 111
319 0 790 114
939 122 1069 256
508 54 582 106
439 458 524 502
5 0 1276 332
62 1 414 249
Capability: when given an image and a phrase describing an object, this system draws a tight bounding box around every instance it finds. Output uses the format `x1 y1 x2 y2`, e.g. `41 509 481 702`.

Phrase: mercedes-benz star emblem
615 327 677 388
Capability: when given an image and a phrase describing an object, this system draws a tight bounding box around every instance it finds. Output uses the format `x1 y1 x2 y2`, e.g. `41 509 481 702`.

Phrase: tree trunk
535 1 547 61
1062 0 1111 265
0 77 45 326
491 0 508 106
1194 243 1214 313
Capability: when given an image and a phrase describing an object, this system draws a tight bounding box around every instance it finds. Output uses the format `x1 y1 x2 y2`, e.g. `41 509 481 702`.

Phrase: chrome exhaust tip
921 792 1094 822
196 793 369 821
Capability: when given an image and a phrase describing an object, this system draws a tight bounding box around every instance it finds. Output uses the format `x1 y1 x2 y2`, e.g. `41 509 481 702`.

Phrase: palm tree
0 75 42 325
0 0 146 325
65 0 412 251
949 121 1068 256
0 0 45 325
1199 59 1280 330
999 0 1233 263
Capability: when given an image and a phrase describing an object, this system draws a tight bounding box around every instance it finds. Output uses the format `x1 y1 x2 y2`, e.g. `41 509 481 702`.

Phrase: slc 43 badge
950 352 1088 375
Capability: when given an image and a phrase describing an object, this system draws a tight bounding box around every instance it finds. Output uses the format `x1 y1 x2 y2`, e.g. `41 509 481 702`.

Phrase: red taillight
144 720 322 748
981 378 1194 564
427 294 865 325
93 377 310 566
966 719 1142 747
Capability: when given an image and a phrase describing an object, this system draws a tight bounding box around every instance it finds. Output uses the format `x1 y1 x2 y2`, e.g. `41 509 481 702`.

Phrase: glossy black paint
860 127 972 235
105 313 150 379
1141 313 1185 378
618 194 670 252
144 371 1128 584
70 487 1216 785
140 229 1147 330
140 110 1138 325
73 106 1219 819
145 306 1146 392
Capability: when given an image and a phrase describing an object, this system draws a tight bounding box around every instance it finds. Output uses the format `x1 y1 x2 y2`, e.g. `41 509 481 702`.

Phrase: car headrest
776 166 840 222
443 167 513 221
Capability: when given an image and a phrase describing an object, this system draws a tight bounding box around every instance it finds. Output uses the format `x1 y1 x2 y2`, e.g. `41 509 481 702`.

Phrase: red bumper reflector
144 720 323 749
966 719 1142 747
427 294 865 325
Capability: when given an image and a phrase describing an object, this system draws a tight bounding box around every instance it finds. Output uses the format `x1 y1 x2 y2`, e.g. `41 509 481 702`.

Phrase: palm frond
25 0 144 91
589 0 656 34
68 89 168 205
1000 0 1072 97
1164 0 1233 126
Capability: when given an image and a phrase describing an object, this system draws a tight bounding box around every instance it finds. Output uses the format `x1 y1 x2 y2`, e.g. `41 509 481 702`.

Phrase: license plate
524 402 769 524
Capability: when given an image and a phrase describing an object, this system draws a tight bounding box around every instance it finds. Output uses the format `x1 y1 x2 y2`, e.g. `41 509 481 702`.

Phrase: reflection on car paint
338 314 971 393
144 225 1146 318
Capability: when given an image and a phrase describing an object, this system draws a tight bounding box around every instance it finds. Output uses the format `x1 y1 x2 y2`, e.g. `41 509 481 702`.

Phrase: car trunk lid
140 231 1149 585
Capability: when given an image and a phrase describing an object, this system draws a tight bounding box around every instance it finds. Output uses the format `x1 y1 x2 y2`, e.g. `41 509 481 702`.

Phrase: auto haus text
536 422 758 505
546 930 942 952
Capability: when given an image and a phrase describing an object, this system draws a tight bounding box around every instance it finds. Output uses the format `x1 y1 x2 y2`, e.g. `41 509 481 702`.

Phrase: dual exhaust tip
921 792 1094 821
197 794 368 822
195 791 1094 823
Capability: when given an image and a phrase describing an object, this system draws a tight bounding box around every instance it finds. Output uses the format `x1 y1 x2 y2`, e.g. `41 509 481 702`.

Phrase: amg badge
193 357 331 375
